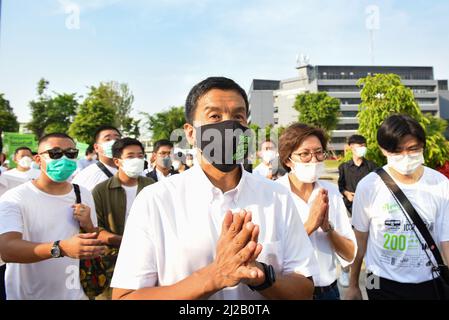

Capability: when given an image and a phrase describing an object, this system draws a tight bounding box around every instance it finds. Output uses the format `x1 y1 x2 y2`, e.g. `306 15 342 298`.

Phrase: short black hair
14 146 33 155
112 138 145 159
85 144 95 156
377 114 426 153
94 125 121 143
38 133 75 146
153 139 174 154
347 135 367 146
185 77 249 124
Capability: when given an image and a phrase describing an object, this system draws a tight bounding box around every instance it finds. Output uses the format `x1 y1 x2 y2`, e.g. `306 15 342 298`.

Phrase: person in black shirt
337 135 376 287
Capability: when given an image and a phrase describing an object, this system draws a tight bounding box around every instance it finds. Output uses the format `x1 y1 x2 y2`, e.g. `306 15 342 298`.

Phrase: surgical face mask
387 152 424 175
172 160 181 171
44 156 78 183
158 156 172 169
262 150 276 163
354 146 367 158
121 158 144 178
18 156 33 169
195 120 251 173
290 159 325 183
100 140 116 159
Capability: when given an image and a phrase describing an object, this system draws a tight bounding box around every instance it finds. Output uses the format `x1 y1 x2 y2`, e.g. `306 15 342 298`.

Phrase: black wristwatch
248 262 276 291
50 240 63 258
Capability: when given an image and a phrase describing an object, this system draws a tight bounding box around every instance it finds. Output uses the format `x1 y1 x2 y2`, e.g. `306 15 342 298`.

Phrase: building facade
249 64 447 152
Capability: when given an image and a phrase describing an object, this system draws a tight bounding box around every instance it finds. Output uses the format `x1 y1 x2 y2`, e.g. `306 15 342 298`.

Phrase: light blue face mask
101 140 116 159
45 156 78 183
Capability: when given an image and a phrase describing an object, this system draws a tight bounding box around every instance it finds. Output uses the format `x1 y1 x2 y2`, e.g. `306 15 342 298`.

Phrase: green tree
69 81 140 142
0 93 20 133
357 73 449 168
143 106 186 142
293 92 341 134
69 85 116 144
27 79 78 138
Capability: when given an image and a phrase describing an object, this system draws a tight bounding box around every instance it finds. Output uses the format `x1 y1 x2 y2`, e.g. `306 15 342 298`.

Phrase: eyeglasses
39 148 79 160
292 150 327 162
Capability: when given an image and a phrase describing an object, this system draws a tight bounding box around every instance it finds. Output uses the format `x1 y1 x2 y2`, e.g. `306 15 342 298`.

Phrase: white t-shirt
122 185 138 223
0 182 98 300
156 168 171 181
72 162 117 192
111 165 319 300
277 175 357 286
2 168 41 182
352 166 449 284
252 163 272 179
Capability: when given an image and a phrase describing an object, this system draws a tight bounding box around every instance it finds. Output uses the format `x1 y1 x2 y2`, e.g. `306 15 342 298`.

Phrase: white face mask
121 158 144 178
101 140 116 159
290 159 325 183
262 150 276 163
354 146 367 158
387 152 424 175
18 156 33 169
172 161 181 171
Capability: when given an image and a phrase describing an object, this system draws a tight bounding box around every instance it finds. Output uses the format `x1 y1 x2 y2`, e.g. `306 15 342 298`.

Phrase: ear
113 158 121 168
93 143 101 154
380 147 389 158
34 154 44 169
285 158 295 171
184 123 195 147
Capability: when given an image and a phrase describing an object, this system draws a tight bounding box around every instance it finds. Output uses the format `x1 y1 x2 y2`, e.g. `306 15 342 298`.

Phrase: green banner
76 142 89 160
2 132 38 169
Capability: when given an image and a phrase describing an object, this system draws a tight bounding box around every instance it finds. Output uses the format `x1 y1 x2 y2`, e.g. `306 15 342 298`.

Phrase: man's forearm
113 263 222 300
98 230 122 247
259 273 314 300
328 231 356 262
1 239 53 264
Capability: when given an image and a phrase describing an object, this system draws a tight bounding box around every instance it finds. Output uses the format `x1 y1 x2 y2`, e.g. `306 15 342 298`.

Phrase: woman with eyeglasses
277 123 357 300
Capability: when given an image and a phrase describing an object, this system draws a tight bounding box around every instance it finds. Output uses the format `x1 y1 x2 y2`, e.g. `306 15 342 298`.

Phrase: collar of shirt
156 168 171 180
349 158 367 167
188 163 250 207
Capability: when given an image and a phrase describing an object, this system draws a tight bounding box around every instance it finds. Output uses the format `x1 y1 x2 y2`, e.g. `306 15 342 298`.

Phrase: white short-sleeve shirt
0 182 98 300
111 165 319 300
2 168 41 182
72 162 117 191
277 175 357 286
352 166 449 283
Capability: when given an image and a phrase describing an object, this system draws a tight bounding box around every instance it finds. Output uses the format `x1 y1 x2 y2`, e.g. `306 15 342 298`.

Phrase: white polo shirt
72 162 117 191
252 163 271 179
2 168 41 182
277 175 357 287
111 165 319 300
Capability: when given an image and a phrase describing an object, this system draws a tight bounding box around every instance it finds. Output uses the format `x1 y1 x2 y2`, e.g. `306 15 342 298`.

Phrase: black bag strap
73 183 81 204
96 162 114 178
375 167 445 267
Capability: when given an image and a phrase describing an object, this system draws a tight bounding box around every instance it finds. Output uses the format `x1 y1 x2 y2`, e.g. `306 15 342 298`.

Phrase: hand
305 189 329 235
59 233 106 260
211 210 264 290
345 286 363 300
320 205 331 233
72 203 94 232
344 191 355 202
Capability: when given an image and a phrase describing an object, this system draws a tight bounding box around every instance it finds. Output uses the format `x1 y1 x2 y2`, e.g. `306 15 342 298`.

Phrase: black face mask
195 120 252 173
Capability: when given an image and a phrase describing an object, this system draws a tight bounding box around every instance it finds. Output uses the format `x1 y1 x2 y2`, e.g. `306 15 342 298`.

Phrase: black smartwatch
248 262 276 291
50 240 63 258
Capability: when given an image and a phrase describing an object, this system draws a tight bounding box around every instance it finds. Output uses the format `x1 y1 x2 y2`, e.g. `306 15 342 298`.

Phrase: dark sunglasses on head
39 148 79 160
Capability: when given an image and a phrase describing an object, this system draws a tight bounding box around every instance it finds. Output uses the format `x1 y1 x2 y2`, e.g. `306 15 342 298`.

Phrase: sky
0 0 448 124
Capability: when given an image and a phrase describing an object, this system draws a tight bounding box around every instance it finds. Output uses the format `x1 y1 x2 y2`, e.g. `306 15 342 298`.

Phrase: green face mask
45 156 78 183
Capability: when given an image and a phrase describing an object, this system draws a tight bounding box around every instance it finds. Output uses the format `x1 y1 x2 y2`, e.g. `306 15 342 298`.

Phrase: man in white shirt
0 133 106 300
111 77 318 300
72 126 121 191
145 139 178 182
346 114 449 300
252 140 279 180
2 147 40 182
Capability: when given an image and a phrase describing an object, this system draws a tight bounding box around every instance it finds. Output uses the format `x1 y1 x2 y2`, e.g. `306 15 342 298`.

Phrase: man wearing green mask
0 133 105 300
111 77 318 300
73 125 122 191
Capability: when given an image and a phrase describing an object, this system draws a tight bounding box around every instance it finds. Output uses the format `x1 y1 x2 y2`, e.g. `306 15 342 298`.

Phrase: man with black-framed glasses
0 133 105 300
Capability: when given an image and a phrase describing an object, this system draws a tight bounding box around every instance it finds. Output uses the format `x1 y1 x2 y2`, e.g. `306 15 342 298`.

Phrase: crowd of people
0 77 448 301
